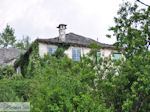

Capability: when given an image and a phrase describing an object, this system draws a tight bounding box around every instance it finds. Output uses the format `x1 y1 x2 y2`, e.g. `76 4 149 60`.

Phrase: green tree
107 1 150 111
109 1 150 58
15 36 31 50
0 25 16 48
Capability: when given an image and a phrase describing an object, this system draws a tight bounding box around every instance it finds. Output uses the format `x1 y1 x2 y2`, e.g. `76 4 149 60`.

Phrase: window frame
48 47 57 55
112 52 122 60
96 51 101 62
72 47 81 61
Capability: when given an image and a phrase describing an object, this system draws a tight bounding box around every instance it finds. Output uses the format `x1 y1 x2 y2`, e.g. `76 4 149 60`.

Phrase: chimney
57 24 67 41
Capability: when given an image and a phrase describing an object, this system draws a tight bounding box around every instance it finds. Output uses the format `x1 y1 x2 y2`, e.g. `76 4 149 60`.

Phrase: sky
0 0 150 44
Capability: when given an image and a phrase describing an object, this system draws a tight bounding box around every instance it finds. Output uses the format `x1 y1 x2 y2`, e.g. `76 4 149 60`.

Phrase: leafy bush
0 65 15 79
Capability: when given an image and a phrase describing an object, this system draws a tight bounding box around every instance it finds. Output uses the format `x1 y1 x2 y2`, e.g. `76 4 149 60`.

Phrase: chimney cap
57 24 67 28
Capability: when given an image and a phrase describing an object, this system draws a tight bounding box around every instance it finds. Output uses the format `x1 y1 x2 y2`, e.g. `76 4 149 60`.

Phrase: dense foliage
108 1 150 111
0 1 150 112
0 55 113 112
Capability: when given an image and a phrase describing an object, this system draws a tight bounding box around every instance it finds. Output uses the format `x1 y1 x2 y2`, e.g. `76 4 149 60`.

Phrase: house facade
36 24 117 61
15 24 122 74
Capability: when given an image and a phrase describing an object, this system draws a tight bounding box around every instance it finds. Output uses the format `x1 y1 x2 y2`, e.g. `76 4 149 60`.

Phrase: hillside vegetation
0 1 150 112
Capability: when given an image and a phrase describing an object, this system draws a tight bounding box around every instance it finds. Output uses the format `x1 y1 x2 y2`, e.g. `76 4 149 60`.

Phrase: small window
112 53 121 60
97 51 101 60
48 47 57 55
72 48 81 61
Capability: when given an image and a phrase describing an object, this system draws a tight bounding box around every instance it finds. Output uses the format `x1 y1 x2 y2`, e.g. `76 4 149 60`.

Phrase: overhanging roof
36 33 114 49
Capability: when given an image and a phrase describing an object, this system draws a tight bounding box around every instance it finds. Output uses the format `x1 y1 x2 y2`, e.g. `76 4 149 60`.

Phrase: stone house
15 24 121 74
36 24 119 61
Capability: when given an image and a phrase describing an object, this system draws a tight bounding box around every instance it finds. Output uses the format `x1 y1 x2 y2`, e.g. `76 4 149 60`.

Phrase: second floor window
112 53 121 60
48 47 57 55
72 48 81 61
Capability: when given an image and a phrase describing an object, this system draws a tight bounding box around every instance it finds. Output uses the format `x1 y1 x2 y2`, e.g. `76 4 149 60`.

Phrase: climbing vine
15 41 41 77
53 43 70 58
15 42 70 77
26 42 41 77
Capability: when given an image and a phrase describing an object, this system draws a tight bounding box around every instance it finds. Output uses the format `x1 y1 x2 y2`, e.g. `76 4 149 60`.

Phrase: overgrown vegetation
0 55 113 112
0 1 150 112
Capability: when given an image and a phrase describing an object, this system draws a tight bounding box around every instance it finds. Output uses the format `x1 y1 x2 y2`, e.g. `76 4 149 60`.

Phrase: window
97 51 101 60
48 47 57 55
112 53 121 60
72 48 81 61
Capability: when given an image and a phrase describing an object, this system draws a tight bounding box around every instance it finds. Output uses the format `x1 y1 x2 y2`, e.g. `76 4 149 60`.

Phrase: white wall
38 43 113 59
39 43 58 57
101 48 113 57
64 46 91 59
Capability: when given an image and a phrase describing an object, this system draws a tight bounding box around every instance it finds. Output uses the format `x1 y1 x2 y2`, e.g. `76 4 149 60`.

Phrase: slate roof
0 48 20 65
36 33 114 48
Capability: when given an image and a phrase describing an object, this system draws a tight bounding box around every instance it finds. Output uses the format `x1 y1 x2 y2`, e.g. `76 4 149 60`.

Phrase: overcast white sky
0 0 150 44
